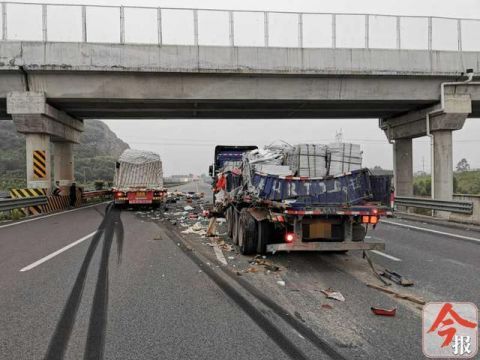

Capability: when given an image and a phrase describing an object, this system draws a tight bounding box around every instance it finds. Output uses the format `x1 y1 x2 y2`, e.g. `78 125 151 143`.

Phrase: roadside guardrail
82 190 112 200
0 196 48 212
395 196 473 214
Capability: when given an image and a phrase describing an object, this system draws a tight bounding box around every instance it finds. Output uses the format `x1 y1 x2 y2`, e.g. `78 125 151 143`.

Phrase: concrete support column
53 142 74 188
393 138 413 197
432 130 453 201
25 133 51 189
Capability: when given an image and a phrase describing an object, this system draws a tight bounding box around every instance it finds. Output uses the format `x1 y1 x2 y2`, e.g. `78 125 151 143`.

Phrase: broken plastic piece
371 307 396 317
321 288 345 302
277 280 286 286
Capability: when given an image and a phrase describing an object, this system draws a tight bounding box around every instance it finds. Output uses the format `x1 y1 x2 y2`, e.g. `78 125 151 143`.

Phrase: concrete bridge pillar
6 91 83 191
25 133 51 189
381 95 471 203
53 142 74 189
432 130 453 201
393 138 413 197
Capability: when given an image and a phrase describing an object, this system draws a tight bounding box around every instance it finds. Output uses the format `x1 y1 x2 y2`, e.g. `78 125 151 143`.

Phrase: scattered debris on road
380 269 414 287
277 280 286 286
371 307 397 317
321 304 333 310
321 288 345 302
366 283 426 305
206 217 217 236
364 251 391 286
250 255 280 272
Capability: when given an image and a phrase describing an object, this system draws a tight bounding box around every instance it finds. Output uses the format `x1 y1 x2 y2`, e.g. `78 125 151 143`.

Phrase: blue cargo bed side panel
251 169 372 206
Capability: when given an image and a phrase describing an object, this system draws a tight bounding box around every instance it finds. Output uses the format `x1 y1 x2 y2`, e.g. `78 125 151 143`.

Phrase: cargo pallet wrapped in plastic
328 142 362 175
285 144 328 178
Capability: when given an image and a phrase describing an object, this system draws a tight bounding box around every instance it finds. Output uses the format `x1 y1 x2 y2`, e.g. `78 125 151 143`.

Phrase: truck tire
352 224 366 242
257 220 273 254
232 208 240 245
225 206 234 239
239 209 258 255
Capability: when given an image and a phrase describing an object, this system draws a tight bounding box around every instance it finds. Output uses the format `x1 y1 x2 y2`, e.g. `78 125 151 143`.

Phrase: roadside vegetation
414 159 480 196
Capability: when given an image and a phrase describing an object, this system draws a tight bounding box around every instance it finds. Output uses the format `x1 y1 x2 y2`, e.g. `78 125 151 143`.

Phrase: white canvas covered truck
113 149 166 208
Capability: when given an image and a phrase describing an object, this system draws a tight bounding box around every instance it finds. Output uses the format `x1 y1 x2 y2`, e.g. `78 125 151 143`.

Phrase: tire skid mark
163 224 347 360
44 203 124 360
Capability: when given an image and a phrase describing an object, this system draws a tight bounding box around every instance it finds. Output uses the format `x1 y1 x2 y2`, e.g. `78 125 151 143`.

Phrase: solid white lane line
381 219 480 243
370 250 402 262
0 201 109 230
212 244 228 265
20 231 97 272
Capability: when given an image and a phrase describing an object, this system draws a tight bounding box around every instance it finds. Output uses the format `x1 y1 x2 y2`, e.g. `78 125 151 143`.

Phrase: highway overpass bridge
0 2 479 208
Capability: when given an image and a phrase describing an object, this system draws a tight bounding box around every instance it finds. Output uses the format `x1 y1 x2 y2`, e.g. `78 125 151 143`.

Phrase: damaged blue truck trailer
211 145 393 255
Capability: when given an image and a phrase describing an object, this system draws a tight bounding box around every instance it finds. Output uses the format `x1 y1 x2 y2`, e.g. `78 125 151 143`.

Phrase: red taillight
116 192 124 198
362 215 379 224
285 233 295 243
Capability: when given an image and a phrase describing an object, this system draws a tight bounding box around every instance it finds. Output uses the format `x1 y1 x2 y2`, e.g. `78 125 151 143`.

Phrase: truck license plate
130 199 151 204
136 192 146 198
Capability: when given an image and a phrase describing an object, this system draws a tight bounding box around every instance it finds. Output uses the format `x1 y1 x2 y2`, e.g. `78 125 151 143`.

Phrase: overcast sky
11 0 480 176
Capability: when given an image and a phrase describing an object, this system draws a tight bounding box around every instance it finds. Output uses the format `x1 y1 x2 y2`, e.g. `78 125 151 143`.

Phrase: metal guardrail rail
82 190 112 199
395 196 473 214
0 196 47 211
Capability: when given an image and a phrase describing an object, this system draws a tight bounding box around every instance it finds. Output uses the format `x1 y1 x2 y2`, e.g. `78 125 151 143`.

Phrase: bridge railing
1 2 479 51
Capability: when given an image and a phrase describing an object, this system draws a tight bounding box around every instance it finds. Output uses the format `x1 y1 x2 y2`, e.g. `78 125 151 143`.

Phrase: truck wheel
352 224 366 242
232 208 240 245
257 221 273 254
225 206 234 239
239 209 258 255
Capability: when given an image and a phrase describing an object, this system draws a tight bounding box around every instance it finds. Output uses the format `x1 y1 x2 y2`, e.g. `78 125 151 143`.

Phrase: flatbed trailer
222 169 392 255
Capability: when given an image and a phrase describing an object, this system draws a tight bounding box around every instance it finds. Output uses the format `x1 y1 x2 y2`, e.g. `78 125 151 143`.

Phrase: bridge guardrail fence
0 2 479 52
394 196 473 214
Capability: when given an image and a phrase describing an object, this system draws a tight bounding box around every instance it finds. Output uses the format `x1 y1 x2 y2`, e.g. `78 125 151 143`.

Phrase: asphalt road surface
0 185 479 359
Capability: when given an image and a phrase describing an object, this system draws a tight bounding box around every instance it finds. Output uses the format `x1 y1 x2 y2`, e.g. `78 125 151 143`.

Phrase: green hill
0 120 129 191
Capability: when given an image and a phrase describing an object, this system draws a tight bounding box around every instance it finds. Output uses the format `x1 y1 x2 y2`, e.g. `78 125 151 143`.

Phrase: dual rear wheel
226 207 273 255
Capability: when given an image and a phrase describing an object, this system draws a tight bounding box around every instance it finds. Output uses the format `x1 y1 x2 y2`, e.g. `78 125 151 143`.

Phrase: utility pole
335 129 343 143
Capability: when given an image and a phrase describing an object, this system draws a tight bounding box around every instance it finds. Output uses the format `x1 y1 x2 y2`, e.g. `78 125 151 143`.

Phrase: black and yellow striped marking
10 188 47 215
33 150 47 179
